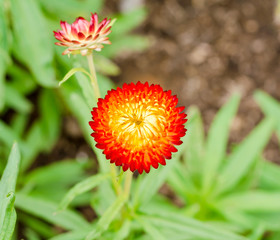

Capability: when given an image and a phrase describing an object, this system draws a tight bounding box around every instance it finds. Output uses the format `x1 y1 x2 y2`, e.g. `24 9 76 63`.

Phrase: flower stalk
124 171 133 199
110 164 122 196
86 53 100 100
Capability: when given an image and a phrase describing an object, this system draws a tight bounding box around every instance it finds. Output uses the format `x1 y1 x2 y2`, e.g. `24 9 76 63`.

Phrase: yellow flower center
111 102 166 150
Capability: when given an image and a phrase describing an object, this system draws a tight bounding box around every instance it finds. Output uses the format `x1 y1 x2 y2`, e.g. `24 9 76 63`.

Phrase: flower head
89 82 187 174
54 13 113 56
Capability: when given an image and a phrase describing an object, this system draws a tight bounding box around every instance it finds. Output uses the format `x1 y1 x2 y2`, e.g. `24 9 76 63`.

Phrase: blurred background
1 0 280 239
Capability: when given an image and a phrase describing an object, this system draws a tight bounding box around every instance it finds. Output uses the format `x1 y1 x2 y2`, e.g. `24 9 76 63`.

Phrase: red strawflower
54 13 113 56
89 82 187 174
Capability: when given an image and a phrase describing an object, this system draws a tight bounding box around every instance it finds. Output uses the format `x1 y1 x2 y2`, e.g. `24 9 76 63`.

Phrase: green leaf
0 143 20 230
259 161 280 190
86 194 126 240
251 212 280 231
254 90 280 143
38 89 61 151
0 121 22 150
23 160 87 188
49 231 87 240
202 95 240 193
15 193 91 231
18 213 55 239
59 67 91 86
23 228 41 240
136 216 167 240
11 0 56 87
215 118 275 195
7 65 36 95
0 192 17 240
39 0 104 20
0 2 9 112
59 173 110 210
5 85 33 113
74 70 96 108
182 106 205 186
248 224 265 240
220 209 256 231
22 122 45 171
217 190 280 212
266 232 280 240
167 161 198 201
111 8 147 36
67 93 93 146
10 114 29 137
133 165 173 208
139 213 247 240
114 220 131 240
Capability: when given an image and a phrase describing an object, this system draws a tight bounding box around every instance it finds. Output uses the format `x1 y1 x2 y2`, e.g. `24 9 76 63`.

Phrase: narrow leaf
215 118 275 195
249 224 265 240
7 65 36 95
0 143 20 229
11 0 56 87
254 90 280 142
49 231 87 240
140 213 247 240
18 213 55 238
259 161 280 190
111 8 147 36
5 85 33 113
183 106 205 179
86 194 126 240
0 2 9 112
15 193 91 231
202 95 240 193
136 216 167 240
115 220 131 240
59 173 110 210
24 160 86 187
59 67 91 86
217 190 280 212
0 192 17 240
38 0 103 20
75 70 95 108
38 89 61 151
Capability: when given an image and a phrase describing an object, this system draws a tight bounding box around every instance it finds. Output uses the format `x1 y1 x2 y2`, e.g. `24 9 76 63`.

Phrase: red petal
86 35 93 41
78 32 85 40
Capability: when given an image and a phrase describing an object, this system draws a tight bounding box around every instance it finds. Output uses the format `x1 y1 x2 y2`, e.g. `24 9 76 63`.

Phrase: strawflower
54 13 113 56
89 82 187 174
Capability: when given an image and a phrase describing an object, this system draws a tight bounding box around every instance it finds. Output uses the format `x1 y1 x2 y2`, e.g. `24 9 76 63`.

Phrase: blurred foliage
1 0 280 239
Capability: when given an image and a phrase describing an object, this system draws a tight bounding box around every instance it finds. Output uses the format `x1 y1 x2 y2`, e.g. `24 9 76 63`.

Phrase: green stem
86 53 100 100
111 164 122 196
124 171 133 199
120 171 133 221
